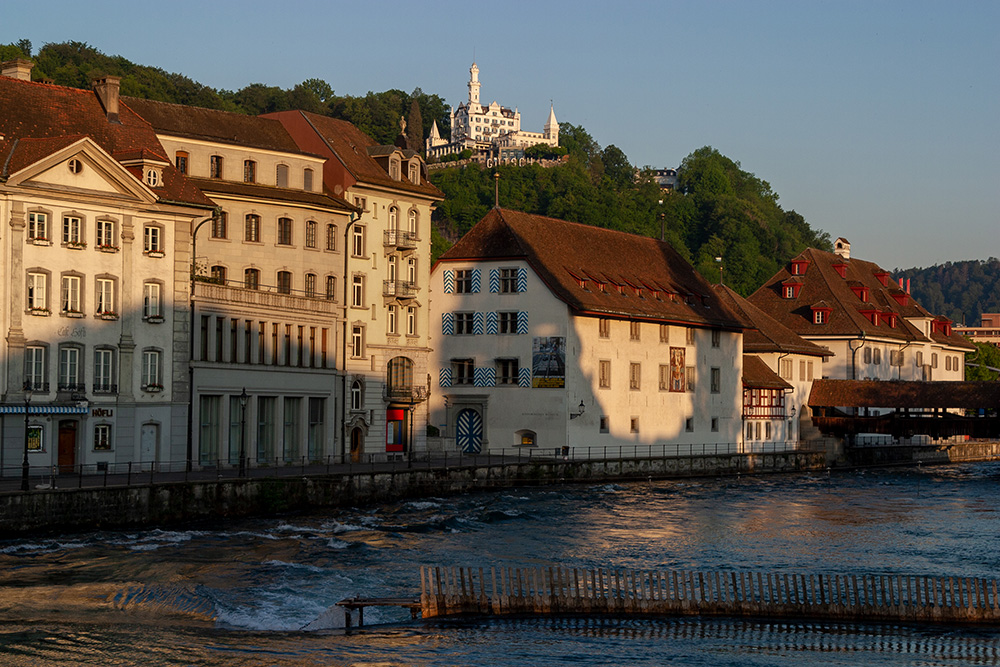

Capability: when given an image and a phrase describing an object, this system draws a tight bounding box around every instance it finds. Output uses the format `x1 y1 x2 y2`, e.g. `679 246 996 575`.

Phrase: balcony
383 280 418 299
194 278 339 316
384 384 428 404
93 384 118 395
383 229 418 251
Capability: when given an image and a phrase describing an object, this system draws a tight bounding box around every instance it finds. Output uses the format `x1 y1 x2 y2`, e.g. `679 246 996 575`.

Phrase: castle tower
543 103 559 144
468 62 481 109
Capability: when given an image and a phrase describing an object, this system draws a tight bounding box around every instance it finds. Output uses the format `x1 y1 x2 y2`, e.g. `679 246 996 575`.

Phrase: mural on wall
532 336 566 388
669 347 686 392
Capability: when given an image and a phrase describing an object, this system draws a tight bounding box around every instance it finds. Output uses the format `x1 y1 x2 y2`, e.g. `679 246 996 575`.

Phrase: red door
58 420 77 473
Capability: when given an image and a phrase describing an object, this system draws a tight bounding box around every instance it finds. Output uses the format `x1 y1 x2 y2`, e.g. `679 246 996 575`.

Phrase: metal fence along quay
420 566 1000 626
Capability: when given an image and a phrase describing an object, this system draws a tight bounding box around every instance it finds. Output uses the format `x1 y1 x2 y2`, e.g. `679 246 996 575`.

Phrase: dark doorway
58 420 77 473
350 427 363 463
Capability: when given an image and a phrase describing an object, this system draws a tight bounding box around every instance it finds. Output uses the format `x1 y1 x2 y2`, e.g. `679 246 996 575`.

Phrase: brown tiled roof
185 177 354 211
284 112 443 198
0 76 212 208
743 355 793 389
748 247 974 350
809 379 1000 409
438 208 751 329
123 97 312 155
714 285 831 357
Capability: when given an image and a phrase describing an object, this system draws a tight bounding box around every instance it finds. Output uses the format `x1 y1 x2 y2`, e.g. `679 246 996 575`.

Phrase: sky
3 0 997 270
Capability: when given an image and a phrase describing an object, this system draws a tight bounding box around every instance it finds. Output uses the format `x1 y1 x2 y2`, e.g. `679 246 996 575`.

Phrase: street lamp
21 382 33 492
570 400 586 420
239 387 249 478
715 256 724 286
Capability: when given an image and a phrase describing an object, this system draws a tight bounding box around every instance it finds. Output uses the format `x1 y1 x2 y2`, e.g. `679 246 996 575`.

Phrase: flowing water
1 463 999 665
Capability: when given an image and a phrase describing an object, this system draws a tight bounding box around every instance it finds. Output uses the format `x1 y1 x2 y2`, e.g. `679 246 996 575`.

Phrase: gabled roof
742 355 793 389
714 285 831 357
748 247 974 350
123 97 310 155
0 76 212 208
438 208 750 329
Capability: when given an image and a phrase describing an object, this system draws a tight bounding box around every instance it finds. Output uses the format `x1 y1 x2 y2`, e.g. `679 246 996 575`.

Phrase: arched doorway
350 427 363 463
456 408 483 454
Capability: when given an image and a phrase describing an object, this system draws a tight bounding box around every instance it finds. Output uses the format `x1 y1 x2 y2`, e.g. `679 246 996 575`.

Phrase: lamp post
239 387 248 478
715 256 724 286
21 382 33 492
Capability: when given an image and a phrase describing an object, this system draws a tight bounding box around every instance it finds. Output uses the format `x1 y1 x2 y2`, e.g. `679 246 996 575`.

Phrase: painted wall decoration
532 336 566 388
669 347 686 392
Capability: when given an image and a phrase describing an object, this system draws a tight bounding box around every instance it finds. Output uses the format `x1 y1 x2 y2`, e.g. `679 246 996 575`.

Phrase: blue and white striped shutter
442 312 454 335
486 311 498 334
470 268 481 293
517 311 529 334
443 270 454 294
489 268 500 293
439 366 452 388
474 366 495 387
472 312 484 335
518 366 532 388
517 268 528 293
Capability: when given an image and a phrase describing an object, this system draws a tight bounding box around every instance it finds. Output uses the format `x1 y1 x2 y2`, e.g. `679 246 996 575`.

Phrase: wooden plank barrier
419 566 1000 626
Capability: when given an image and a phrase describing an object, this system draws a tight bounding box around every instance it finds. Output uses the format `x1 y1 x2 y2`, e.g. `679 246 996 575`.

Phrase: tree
600 144 633 189
406 99 423 153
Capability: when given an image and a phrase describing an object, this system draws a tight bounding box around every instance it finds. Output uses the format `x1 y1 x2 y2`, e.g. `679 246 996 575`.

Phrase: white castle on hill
426 62 558 162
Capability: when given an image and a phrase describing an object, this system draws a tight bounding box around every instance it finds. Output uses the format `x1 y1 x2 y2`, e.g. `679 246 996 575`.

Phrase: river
0 462 998 665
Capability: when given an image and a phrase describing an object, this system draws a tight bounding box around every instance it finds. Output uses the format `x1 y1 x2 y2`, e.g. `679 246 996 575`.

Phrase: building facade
428 209 750 456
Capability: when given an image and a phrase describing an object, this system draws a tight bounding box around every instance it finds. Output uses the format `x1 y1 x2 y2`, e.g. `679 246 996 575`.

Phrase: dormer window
887 314 897 328
849 284 869 302
790 259 810 276
811 304 833 325
408 161 419 185
144 168 161 187
781 279 803 299
389 158 400 180
874 271 890 286
832 262 848 279
892 292 910 307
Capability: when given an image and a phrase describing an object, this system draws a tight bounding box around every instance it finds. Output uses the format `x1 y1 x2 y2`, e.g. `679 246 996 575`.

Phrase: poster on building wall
669 347 686 392
532 336 565 388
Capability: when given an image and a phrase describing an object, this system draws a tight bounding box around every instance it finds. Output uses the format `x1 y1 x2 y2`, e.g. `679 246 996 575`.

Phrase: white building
0 63 215 475
428 208 751 456
426 63 559 161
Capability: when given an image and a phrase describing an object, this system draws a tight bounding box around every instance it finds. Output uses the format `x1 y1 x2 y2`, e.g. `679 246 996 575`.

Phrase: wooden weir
419 566 1000 626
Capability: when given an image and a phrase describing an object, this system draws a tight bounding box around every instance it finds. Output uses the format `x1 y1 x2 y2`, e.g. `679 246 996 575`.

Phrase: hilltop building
428 208 752 454
425 63 558 162
955 314 1000 348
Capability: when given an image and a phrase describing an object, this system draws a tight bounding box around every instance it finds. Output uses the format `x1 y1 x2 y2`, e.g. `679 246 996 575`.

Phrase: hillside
894 259 1000 325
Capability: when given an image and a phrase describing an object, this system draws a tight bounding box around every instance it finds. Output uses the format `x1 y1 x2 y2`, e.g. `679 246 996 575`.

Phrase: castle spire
468 62 481 109
544 102 559 141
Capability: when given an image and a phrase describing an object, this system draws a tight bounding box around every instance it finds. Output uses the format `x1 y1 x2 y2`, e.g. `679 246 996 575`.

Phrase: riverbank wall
842 440 1000 468
0 450 825 536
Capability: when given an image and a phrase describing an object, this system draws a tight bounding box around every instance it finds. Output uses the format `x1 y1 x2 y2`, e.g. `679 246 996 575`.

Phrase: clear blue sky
3 0 997 270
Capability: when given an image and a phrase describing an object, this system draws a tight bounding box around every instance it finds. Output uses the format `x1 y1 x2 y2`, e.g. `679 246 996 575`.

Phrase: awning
0 405 89 415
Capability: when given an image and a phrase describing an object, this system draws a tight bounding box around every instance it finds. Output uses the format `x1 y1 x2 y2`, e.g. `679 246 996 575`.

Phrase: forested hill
895 259 1000 325
5 39 832 296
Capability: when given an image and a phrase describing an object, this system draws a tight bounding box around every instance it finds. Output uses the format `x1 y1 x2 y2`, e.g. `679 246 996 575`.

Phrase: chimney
833 237 851 260
92 76 121 123
1 59 33 81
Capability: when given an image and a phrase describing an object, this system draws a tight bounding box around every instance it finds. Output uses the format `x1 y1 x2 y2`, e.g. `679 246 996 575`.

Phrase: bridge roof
808 379 1000 409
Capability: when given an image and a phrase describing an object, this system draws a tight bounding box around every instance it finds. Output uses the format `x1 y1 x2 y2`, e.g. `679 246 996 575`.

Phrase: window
28 212 48 241
27 272 47 310
175 151 188 175
277 217 293 245
96 219 116 249
139 281 162 320
407 307 417 335
873 348 882 365
352 226 365 256
25 346 46 390
630 321 641 341
389 206 398 230
308 397 324 459
303 168 314 191
387 356 414 391
599 360 611 389
304 273 317 298
142 349 161 389
326 224 337 251
94 424 112 451
387 305 398 335
94 348 115 393
710 367 721 394
276 164 289 188
711 417 719 432
711 329 721 348
499 311 520 334
388 255 398 283
68 158 83 174
455 312 475 335
629 363 641 390
243 160 256 183
686 328 696 345
244 268 260 290
864 347 872 364
686 366 696 392
600 416 609 433
62 216 83 245
784 286 795 299
780 359 793 379
95 278 115 315
408 209 418 235
143 225 162 254
305 221 317 248
599 318 610 339
245 215 260 242
932 353 938 369
145 169 160 187
497 358 519 385
210 155 223 178
659 364 670 391
276 271 292 295
351 380 363 410
61 275 82 313
409 163 419 184
456 270 473 293
453 359 475 385
210 265 227 284
212 211 228 239
325 276 337 301
659 324 669 343
58 345 82 391
351 275 364 307
814 310 827 324
500 268 519 293
686 418 694 432
630 417 639 434
407 257 417 284
351 325 364 358
765 422 772 440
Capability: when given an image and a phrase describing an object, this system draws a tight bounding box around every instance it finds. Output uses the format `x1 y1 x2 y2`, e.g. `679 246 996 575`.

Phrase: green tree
406 99 423 152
